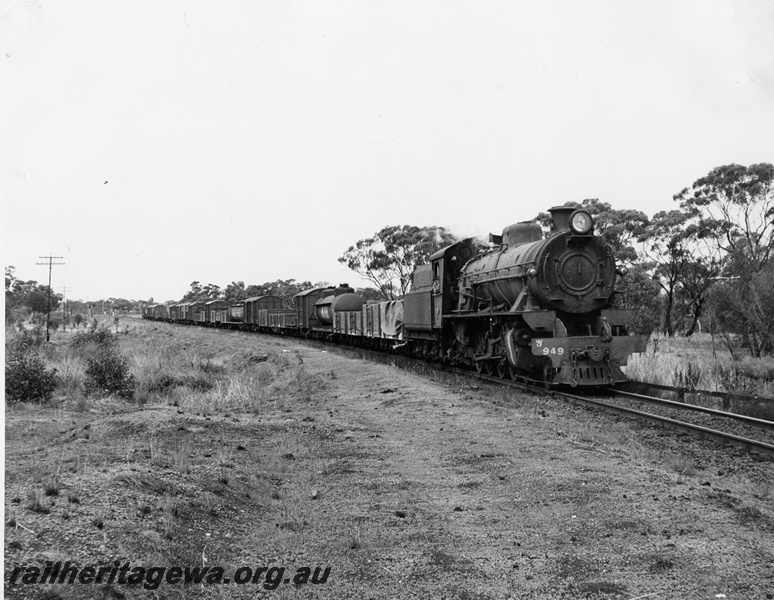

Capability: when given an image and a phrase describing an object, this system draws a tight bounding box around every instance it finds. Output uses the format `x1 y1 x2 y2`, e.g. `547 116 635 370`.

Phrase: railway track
611 388 774 432
465 369 774 458
557 388 774 458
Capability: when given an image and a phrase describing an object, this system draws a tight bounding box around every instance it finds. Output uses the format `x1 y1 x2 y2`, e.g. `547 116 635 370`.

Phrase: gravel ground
5 330 774 599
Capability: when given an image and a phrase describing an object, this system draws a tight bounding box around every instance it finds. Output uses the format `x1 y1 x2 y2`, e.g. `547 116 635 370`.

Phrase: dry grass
173 436 193 474
346 523 364 550
149 436 164 467
50 352 86 399
625 333 774 397
6 317 324 414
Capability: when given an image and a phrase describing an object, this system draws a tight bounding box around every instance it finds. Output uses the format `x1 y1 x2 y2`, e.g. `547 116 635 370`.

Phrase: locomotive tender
143 205 646 387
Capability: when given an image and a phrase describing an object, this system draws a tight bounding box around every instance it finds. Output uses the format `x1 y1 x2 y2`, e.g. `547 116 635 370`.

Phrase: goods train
143 206 647 387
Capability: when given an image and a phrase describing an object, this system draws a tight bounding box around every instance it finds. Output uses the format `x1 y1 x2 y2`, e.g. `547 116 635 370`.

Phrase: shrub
84 346 135 400
145 372 182 395
70 327 122 372
135 371 214 402
75 327 135 400
47 315 61 332
70 327 116 352
5 335 57 404
293 367 318 401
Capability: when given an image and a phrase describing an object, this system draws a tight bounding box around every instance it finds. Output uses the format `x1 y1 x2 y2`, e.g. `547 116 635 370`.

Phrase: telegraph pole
36 255 65 342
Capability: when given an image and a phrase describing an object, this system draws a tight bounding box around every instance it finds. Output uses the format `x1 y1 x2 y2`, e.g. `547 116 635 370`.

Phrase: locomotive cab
404 239 477 339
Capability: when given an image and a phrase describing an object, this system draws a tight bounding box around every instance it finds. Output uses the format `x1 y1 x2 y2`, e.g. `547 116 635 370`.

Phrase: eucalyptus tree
181 281 223 302
675 163 774 353
675 163 774 273
637 210 695 336
339 225 460 299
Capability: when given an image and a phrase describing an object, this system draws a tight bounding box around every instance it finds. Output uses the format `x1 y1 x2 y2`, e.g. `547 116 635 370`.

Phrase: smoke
447 222 489 243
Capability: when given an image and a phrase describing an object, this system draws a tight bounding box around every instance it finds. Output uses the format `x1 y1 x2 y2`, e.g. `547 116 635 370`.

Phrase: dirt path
304 347 774 599
5 330 774 599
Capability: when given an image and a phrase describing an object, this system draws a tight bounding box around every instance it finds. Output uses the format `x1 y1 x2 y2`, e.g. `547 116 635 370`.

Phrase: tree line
5 267 62 318
5 267 143 329
9 162 769 356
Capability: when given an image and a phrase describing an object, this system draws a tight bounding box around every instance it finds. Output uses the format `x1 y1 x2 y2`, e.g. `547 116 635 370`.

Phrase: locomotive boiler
458 208 617 316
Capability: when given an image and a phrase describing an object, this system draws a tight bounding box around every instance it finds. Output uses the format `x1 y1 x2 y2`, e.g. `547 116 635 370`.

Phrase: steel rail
609 389 774 432
469 371 774 457
553 390 774 457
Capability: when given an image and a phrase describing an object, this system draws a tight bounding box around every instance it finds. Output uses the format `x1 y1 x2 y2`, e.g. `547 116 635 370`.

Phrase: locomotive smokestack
549 205 594 235
548 206 575 232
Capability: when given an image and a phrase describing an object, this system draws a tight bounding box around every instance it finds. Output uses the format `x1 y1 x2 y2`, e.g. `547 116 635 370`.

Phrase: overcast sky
2 0 773 302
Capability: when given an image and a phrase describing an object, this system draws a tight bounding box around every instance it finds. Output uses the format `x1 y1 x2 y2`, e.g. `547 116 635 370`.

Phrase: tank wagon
144 205 646 387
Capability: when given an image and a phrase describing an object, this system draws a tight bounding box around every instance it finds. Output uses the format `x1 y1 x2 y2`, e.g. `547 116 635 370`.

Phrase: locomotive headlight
569 210 593 235
616 266 628 277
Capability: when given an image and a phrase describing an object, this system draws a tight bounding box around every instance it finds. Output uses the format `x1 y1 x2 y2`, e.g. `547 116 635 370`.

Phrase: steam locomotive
143 205 647 387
